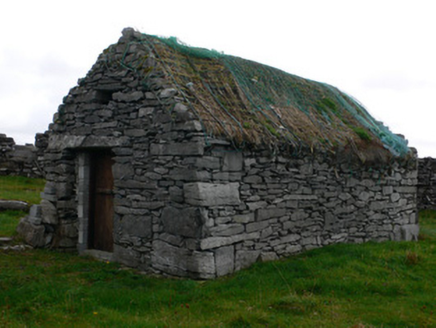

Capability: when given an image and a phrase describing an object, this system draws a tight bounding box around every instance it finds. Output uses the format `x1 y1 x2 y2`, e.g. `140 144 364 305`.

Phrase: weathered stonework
17 28 419 279
418 157 436 210
0 133 46 178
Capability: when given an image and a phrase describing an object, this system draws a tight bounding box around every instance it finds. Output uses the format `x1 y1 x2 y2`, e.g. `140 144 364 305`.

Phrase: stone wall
147 147 418 278
0 133 46 178
418 157 436 210
17 28 419 279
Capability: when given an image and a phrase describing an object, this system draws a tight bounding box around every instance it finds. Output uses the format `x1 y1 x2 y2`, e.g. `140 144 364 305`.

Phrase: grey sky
1 0 435 156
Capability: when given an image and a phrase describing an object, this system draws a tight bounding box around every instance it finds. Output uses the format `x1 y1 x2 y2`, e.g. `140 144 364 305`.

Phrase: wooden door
89 152 114 252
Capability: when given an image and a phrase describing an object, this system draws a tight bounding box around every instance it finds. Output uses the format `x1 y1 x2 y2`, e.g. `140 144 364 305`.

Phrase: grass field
1 177 435 327
0 176 45 205
0 176 45 237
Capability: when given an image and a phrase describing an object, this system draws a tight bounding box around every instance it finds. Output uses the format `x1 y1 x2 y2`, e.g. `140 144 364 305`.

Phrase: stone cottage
18 28 419 279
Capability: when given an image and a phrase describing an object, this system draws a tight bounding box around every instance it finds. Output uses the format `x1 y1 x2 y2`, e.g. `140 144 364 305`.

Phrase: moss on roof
102 29 411 160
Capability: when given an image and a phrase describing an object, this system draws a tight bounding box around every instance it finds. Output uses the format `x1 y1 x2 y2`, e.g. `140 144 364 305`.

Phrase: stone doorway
88 151 115 252
77 150 114 256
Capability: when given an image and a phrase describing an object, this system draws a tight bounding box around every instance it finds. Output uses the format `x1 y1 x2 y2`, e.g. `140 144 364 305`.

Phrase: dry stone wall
418 157 436 210
17 28 419 279
147 146 418 278
0 133 46 178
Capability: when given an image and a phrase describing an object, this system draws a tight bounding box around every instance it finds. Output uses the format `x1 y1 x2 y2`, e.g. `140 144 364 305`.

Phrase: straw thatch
102 30 410 162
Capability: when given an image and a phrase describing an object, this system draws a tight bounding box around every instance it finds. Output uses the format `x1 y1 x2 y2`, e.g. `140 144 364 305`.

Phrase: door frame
88 151 114 252
77 150 114 255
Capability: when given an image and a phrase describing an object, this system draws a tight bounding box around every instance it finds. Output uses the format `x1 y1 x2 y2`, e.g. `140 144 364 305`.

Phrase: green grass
0 210 26 237
0 176 45 237
0 176 45 205
1 179 436 327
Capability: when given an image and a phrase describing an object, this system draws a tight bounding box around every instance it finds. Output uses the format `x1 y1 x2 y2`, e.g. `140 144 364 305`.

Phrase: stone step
0 244 32 251
0 237 13 245
0 199 29 211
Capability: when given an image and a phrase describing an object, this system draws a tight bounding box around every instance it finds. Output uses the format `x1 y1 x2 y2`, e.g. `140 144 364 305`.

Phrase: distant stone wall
418 157 436 210
0 133 46 178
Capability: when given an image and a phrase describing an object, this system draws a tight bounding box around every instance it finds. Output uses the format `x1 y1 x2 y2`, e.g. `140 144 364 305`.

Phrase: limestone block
0 200 29 211
334 205 356 215
160 206 205 238
159 88 178 98
247 201 268 211
138 107 154 117
246 221 269 233
121 215 152 239
124 129 147 137
401 224 419 241
28 205 42 225
184 182 240 206
188 251 216 278
223 152 243 172
112 91 144 102
210 224 244 236
280 234 300 244
152 240 215 278
200 232 260 250
391 193 401 202
58 237 76 248
150 142 204 156
194 156 221 170
291 211 309 221
16 218 46 248
285 244 302 254
114 245 140 267
383 186 393 195
173 121 202 131
256 208 286 221
59 222 78 238
243 175 263 184
112 163 134 180
260 226 274 239
169 168 210 182
369 201 388 211
233 213 255 224
56 182 73 200
260 252 279 262
235 250 260 271
358 191 370 202
215 245 234 276
41 199 58 224
283 194 318 201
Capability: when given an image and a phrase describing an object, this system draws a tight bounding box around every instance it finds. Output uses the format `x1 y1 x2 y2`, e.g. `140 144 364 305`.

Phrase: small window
95 90 114 104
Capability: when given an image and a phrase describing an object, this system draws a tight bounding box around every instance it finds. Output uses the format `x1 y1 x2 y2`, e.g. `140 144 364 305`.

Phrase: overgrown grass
0 176 45 205
1 179 436 327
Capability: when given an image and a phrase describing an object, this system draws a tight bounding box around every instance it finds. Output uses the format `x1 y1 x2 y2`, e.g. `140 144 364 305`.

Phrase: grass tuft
405 251 419 266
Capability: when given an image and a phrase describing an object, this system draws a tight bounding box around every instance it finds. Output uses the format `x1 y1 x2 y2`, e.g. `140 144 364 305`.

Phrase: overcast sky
1 0 435 157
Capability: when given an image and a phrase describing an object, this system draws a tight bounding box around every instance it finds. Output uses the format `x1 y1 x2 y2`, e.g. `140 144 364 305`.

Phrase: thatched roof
97 28 411 160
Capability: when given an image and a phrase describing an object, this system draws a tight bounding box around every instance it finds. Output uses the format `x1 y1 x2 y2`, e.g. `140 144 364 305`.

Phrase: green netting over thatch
126 34 410 158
